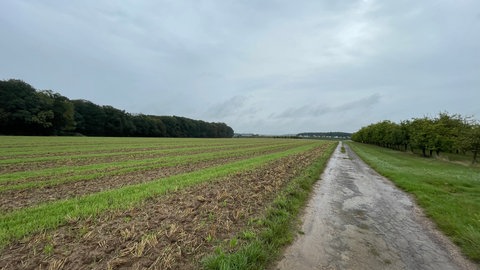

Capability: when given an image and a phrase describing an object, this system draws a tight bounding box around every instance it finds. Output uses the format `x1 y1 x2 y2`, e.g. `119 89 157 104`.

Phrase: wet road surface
276 142 476 270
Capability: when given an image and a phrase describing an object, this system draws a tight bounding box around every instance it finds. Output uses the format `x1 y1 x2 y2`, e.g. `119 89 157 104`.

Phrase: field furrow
0 143 302 212
0 140 282 172
0 138 261 159
0 141 335 269
0 136 336 269
0 145 302 197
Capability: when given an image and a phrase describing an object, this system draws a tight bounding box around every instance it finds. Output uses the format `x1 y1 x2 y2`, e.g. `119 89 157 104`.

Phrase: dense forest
0 79 234 138
352 113 480 163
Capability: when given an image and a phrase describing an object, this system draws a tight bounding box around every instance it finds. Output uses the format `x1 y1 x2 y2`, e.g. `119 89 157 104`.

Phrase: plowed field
0 136 336 269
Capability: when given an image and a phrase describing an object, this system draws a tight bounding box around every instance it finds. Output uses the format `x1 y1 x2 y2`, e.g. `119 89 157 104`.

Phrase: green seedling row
0 142 322 247
0 141 303 185
0 139 285 165
1 142 303 192
0 137 264 158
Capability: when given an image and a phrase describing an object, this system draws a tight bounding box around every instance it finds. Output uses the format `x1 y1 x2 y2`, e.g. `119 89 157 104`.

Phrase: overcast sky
1 0 479 134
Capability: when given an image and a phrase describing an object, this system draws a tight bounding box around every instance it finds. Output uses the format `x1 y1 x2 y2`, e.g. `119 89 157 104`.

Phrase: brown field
0 137 335 269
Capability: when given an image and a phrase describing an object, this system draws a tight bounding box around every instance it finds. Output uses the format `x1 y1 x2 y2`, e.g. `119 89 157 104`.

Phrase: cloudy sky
1 0 479 134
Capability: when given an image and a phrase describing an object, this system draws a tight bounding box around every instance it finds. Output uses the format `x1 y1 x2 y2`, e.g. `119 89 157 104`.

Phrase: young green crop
0 142 322 247
0 137 263 157
202 141 337 269
348 142 480 262
0 138 279 164
1 140 299 179
1 142 302 191
0 141 303 189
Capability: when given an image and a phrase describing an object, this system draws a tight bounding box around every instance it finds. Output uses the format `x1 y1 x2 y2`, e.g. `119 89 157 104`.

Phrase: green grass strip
0 137 283 157
201 141 337 269
0 142 299 184
347 142 480 263
1 142 300 191
0 142 320 248
0 144 233 165
0 139 280 164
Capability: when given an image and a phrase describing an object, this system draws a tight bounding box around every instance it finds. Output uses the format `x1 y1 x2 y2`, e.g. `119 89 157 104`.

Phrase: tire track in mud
0 145 329 270
276 143 477 270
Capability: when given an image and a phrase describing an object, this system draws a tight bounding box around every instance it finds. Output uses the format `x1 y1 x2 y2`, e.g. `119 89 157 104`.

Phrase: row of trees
297 132 352 139
0 79 234 138
351 113 480 163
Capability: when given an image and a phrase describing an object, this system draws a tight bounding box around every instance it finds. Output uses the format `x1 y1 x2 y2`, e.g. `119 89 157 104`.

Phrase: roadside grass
435 151 479 167
347 142 480 262
201 141 338 269
0 143 321 248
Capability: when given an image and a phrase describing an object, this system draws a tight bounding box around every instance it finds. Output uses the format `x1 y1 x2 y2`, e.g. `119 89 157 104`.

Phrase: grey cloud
1 0 479 134
275 93 381 119
205 96 250 118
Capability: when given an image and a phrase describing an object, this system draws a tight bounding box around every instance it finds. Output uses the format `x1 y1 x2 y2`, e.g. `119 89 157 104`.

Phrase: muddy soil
0 146 291 212
0 142 266 174
276 143 477 270
0 157 236 212
0 145 328 269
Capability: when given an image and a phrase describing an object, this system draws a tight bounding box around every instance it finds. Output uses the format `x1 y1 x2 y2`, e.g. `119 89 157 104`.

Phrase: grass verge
347 142 480 263
201 141 337 269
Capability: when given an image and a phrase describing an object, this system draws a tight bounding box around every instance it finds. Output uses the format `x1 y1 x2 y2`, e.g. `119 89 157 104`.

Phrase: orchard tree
406 117 435 156
432 113 465 155
459 123 480 164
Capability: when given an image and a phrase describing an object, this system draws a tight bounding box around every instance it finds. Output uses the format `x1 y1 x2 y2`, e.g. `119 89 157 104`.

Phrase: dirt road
276 142 476 270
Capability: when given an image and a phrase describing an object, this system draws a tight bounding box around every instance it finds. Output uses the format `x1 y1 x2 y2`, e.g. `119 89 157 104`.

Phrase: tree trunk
473 151 478 164
422 148 426 157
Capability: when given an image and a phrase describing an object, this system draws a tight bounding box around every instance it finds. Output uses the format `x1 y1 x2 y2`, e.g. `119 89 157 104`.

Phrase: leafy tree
39 90 75 134
352 112 479 162
0 79 54 134
72 100 106 136
459 122 480 164
431 113 465 156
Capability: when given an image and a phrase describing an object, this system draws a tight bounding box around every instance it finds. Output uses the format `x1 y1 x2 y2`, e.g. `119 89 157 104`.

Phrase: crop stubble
0 144 299 212
0 137 333 269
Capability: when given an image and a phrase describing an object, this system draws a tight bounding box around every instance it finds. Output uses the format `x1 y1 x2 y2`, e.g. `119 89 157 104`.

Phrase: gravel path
276 142 477 270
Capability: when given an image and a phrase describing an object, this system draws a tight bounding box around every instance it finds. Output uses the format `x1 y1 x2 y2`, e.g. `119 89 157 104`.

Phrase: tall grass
348 142 480 262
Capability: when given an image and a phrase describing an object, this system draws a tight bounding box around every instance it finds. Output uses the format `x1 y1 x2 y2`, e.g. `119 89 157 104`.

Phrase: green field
348 142 480 262
0 136 336 269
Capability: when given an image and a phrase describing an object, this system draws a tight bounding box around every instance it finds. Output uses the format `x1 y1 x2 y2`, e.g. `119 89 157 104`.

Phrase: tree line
0 79 234 138
351 113 480 163
297 132 352 139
